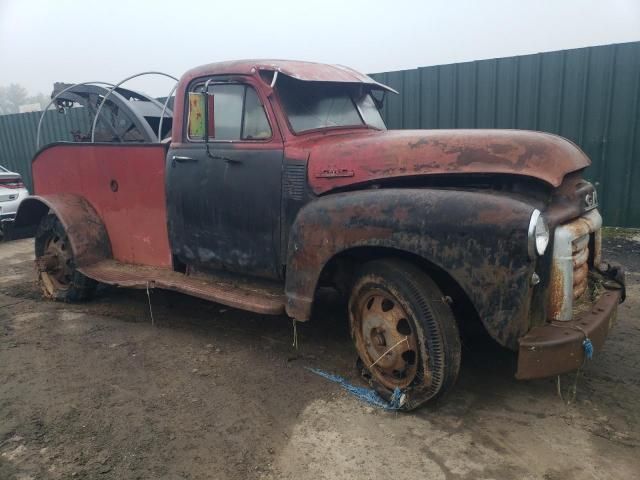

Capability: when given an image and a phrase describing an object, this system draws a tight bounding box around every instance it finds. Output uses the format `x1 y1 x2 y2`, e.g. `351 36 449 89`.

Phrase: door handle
172 155 198 163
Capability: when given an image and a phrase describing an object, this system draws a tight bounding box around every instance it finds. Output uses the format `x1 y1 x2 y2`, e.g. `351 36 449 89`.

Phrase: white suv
0 165 30 233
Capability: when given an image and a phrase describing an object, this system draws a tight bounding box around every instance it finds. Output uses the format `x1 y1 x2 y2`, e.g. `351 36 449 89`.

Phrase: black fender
284 188 537 349
12 194 112 267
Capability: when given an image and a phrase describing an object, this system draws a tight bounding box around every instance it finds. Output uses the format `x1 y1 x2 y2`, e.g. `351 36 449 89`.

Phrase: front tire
348 259 461 410
35 215 96 302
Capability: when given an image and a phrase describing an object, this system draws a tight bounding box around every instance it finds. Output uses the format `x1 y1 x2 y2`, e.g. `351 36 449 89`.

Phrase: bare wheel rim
352 288 420 389
39 234 73 296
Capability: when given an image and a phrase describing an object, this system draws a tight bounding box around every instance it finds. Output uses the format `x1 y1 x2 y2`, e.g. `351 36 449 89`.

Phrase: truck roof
180 59 398 93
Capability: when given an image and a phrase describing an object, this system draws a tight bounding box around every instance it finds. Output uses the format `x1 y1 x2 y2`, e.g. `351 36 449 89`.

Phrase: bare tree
0 84 48 114
0 83 28 114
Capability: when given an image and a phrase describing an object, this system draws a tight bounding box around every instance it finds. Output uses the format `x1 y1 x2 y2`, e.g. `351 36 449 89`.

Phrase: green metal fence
1 42 639 226
0 107 91 191
370 41 640 227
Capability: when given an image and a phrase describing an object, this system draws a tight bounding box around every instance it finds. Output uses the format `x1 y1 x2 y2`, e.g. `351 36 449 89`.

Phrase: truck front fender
13 194 111 267
284 188 537 348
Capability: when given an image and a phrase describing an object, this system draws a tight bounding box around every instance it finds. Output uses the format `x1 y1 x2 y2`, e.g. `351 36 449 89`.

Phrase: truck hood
303 129 590 194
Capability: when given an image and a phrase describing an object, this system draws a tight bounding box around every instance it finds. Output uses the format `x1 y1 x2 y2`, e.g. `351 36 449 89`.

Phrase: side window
187 83 271 141
242 87 272 140
211 84 244 140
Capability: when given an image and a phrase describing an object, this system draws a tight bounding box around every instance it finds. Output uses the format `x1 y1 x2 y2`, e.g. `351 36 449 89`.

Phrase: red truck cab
14 60 625 410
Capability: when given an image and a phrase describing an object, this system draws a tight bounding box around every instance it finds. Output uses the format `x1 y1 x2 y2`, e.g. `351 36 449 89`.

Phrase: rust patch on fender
16 194 112 267
285 188 536 349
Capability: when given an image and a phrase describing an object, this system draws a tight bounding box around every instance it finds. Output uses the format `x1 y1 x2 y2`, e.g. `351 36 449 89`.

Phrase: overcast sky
1 0 639 98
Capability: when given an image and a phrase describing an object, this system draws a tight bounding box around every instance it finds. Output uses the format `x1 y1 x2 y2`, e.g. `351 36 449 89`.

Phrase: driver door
167 80 284 279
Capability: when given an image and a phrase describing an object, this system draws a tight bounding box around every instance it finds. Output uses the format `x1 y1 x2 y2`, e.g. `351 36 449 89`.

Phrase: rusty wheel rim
352 289 419 389
39 234 73 297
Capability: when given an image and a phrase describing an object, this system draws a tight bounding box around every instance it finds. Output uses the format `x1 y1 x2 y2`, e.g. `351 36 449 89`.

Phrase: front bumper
516 265 625 380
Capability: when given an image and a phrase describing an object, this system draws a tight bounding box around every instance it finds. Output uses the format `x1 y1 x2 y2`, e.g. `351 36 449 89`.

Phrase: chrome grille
572 234 589 300
549 209 601 321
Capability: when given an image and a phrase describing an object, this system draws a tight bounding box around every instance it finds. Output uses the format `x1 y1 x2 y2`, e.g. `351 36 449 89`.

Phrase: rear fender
13 194 111 267
284 188 537 349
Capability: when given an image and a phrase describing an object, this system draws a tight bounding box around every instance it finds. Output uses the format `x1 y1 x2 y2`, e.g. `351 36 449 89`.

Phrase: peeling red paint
299 129 591 194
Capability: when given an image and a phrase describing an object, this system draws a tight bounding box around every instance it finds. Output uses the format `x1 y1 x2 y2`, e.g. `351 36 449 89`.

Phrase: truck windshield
277 75 386 133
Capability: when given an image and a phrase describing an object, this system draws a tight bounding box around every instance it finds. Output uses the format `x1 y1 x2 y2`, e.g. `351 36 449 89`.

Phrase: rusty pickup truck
14 60 625 410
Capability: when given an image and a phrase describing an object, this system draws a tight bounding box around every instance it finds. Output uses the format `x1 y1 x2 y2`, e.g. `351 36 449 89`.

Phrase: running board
79 260 286 315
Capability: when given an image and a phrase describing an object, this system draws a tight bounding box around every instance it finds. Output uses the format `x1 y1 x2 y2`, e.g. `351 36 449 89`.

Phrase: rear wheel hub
38 235 73 297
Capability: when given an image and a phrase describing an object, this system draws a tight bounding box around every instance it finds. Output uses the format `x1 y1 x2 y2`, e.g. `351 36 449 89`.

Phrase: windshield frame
274 78 387 136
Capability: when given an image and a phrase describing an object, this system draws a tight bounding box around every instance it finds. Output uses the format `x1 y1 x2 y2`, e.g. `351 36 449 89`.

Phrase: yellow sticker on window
188 92 205 138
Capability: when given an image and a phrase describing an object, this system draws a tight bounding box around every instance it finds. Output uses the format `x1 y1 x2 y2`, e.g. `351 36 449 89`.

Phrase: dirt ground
0 235 638 480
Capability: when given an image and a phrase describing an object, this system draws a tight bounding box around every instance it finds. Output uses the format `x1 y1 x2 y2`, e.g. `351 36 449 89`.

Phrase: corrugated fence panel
419 66 439 128
456 61 477 129
371 41 640 227
515 54 539 130
474 59 498 128
1 42 638 226
0 107 91 191
381 70 405 128
402 69 421 129
437 64 457 128
605 43 640 227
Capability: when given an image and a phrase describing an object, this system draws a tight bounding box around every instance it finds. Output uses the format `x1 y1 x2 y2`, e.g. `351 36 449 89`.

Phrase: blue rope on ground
582 337 594 360
306 367 405 410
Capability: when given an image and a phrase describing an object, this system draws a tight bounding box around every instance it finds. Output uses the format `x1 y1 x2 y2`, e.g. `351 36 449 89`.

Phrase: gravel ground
0 235 638 480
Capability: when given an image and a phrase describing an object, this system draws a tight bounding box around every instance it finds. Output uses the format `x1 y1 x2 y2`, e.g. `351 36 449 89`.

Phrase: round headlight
528 209 549 258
